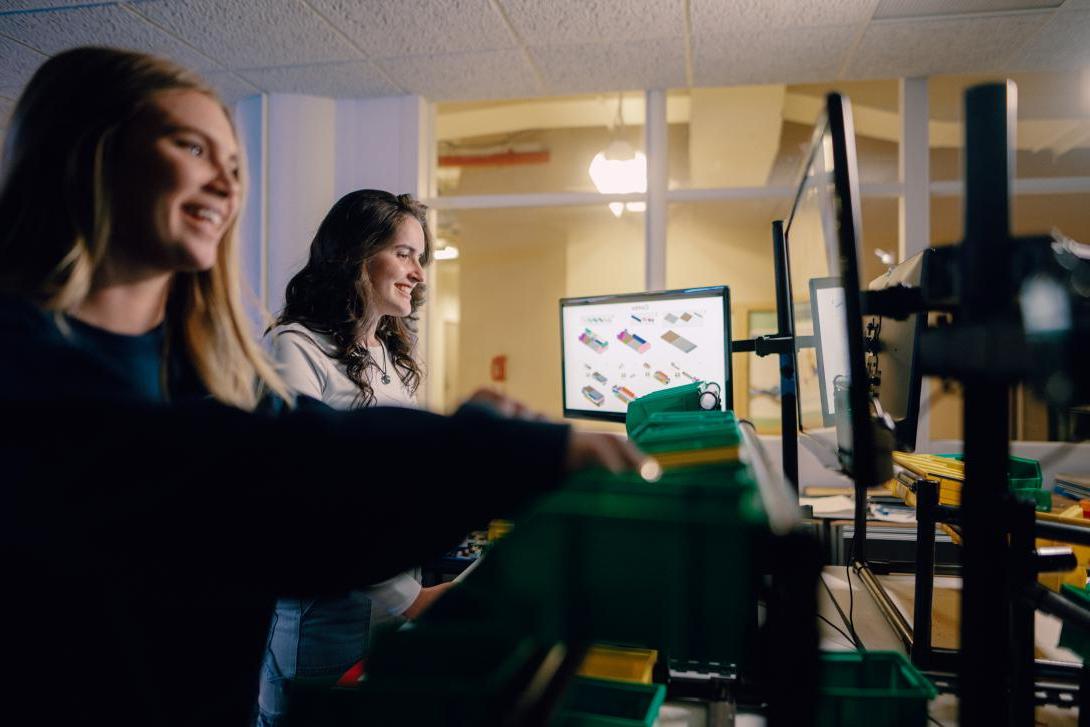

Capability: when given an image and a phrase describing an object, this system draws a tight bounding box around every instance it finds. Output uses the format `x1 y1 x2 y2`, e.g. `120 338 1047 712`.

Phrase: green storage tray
553 677 666 726
817 651 936 727
939 454 1049 511
355 623 546 724
628 410 741 454
456 483 766 665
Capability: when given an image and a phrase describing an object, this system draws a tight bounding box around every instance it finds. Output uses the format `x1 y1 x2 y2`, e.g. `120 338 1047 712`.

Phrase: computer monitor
783 93 884 488
865 249 931 452
559 286 732 422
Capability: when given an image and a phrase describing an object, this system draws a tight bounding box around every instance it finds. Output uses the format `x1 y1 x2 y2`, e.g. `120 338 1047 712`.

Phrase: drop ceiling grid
306 0 517 58
1015 8 1090 69
236 59 402 98
529 37 687 95
133 0 362 69
873 0 1064 19
375 48 543 101
0 3 222 70
497 0 687 46
689 0 878 33
692 24 861 86
844 12 1053 78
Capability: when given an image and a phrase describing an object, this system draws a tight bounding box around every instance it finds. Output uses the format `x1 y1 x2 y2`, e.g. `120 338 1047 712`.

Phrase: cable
818 568 864 651
817 613 856 648
844 538 864 650
927 716 944 726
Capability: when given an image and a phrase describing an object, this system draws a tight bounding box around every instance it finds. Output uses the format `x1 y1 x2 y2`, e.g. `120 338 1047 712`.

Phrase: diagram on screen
617 328 651 353
562 291 728 417
663 310 704 326
581 385 605 407
661 330 697 353
579 328 609 353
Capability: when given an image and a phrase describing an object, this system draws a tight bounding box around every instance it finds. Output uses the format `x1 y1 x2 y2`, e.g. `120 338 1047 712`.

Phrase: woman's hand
463 388 547 420
565 430 648 475
463 388 651 477
402 582 453 621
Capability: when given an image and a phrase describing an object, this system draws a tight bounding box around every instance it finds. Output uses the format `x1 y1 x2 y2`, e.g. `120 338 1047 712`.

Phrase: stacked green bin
353 623 549 725
817 651 937 727
939 453 1049 512
552 677 666 726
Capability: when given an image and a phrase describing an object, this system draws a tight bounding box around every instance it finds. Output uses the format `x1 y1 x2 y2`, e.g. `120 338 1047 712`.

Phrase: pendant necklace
376 342 391 385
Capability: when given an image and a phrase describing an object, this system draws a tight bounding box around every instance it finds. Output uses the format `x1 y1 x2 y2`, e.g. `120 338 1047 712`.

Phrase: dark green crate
553 677 666 726
458 484 765 665
354 623 546 724
939 454 1049 511
817 651 936 727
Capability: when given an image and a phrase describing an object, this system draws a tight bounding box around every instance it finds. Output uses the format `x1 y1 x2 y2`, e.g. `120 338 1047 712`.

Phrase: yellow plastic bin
577 645 658 685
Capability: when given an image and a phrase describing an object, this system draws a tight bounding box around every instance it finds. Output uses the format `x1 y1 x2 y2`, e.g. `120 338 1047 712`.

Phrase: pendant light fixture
588 93 647 217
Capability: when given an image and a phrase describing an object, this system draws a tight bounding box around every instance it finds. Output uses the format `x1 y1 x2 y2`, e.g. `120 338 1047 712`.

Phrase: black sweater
0 298 569 725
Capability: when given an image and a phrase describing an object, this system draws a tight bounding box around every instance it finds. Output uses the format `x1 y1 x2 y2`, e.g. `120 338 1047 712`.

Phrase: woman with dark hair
0 46 646 726
257 190 447 725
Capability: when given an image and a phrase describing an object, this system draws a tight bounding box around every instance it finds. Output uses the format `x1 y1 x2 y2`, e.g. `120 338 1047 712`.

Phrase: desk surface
818 565 1082 726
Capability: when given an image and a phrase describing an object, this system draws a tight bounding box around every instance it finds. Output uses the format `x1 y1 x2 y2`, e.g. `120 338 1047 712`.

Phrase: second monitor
559 286 732 422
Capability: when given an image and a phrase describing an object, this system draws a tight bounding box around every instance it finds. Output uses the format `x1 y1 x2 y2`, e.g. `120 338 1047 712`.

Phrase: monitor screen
784 93 882 486
559 287 732 422
866 249 930 452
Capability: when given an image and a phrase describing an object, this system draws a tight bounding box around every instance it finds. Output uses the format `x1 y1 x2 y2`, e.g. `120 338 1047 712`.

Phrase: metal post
772 220 799 490
958 81 1016 727
912 478 938 669
1010 499 1037 726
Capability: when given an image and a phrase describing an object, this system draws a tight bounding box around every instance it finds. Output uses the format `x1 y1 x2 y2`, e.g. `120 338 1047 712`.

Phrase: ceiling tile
499 0 686 45
693 25 859 86
1016 9 1090 70
0 34 47 91
377 48 542 101
236 60 401 97
201 69 261 104
874 0 1063 18
845 13 1051 78
530 38 686 95
0 4 219 70
691 0 875 34
307 0 514 58
0 1 116 9
134 0 361 69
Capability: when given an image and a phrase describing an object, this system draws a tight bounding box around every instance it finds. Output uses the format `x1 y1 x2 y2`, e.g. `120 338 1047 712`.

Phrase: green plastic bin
457 480 766 665
817 651 936 727
553 677 666 726
354 623 547 724
939 453 1050 512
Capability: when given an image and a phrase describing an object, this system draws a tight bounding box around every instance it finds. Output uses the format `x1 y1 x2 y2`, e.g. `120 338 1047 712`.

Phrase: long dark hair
275 189 432 406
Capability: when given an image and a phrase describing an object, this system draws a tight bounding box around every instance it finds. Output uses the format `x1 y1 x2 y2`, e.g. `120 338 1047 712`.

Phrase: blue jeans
256 595 372 727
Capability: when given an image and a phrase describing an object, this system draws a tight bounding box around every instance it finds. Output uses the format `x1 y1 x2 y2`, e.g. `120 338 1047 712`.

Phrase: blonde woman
0 47 644 726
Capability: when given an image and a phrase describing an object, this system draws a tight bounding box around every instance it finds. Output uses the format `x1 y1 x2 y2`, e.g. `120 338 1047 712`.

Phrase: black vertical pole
911 478 938 669
958 81 1016 727
1009 499 1037 726
772 220 799 491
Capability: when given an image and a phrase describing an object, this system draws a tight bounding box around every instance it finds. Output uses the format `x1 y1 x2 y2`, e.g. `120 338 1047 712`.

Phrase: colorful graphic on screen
561 288 729 418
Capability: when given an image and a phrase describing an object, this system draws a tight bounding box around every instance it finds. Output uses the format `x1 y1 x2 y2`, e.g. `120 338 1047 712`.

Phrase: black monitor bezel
559 286 733 423
784 93 881 487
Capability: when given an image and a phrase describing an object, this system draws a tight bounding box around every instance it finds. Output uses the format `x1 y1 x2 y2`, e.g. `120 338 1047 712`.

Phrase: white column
264 95 337 318
235 94 267 334
645 89 667 291
899 76 931 449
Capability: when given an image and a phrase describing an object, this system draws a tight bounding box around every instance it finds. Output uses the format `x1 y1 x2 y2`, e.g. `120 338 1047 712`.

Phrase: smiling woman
261 189 439 726
0 47 645 727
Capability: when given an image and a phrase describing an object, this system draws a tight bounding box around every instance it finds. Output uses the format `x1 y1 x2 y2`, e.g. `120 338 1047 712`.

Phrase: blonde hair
0 46 289 410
